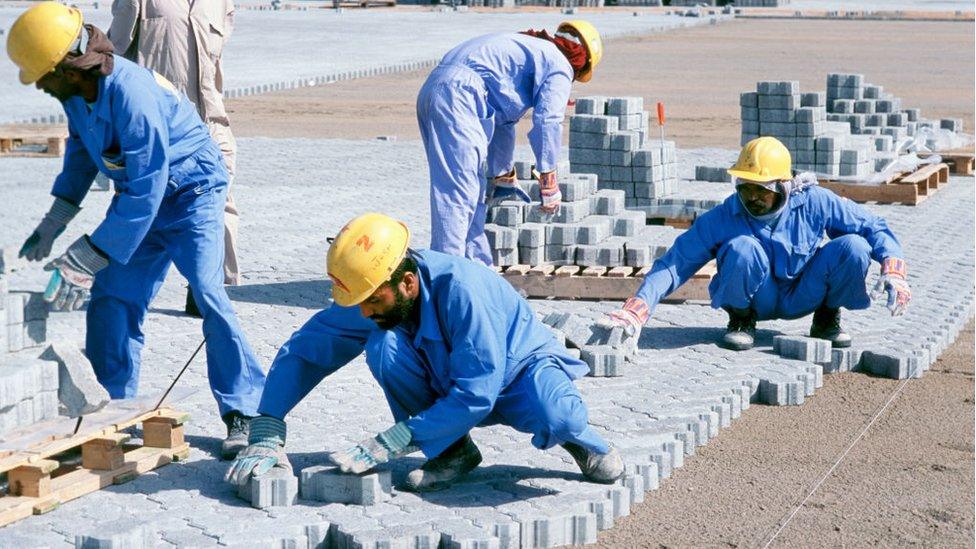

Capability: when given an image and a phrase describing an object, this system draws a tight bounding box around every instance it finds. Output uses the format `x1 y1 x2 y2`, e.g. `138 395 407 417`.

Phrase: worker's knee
824 234 872 267
717 235 768 272
364 330 400 382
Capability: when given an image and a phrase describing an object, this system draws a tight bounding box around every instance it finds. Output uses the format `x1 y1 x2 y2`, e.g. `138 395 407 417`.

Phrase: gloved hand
871 257 911 316
225 416 289 486
20 197 81 261
333 421 413 474
598 297 650 338
44 236 109 311
487 168 530 205
537 171 562 214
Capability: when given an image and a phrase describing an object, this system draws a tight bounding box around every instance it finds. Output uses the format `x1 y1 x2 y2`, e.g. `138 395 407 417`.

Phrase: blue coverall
257 250 608 459
50 55 265 416
635 187 904 321
417 33 574 266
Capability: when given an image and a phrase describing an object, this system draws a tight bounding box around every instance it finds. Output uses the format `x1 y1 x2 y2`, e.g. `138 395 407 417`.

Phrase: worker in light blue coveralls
226 213 624 492
418 21 603 265
6 3 265 458
600 136 912 351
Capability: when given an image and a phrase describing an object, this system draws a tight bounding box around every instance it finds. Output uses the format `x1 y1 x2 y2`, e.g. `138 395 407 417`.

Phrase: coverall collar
412 260 443 346
65 60 118 123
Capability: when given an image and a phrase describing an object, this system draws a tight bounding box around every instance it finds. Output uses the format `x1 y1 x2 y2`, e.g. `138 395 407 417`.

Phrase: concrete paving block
485 224 518 250
516 508 597 548
739 91 758 107
757 375 805 406
543 244 576 265
301 466 392 505
557 176 594 202
606 97 643 116
545 224 577 246
23 319 46 348
40 341 111 417
514 161 533 180
617 113 647 131
801 92 826 107
760 109 796 123
773 335 831 364
574 96 606 115
15 399 33 428
609 150 633 167
542 313 626 350
11 291 48 322
32 390 59 422
610 131 641 152
758 94 799 110
592 190 626 216
612 210 646 237
568 147 610 165
518 223 546 248
569 131 611 150
238 466 298 509
758 80 799 95
861 350 920 379
575 217 612 245
492 247 518 267
5 293 25 324
581 346 627 377
519 246 545 266
624 242 652 267
488 205 523 228
569 115 618 135
75 519 158 548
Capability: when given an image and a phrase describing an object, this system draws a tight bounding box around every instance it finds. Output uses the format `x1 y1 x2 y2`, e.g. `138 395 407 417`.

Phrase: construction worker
601 136 911 351
7 3 265 458
226 213 624 491
418 21 602 266
108 0 241 318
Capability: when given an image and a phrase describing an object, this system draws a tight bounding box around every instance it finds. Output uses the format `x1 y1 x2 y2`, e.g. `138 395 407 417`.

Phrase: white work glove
225 416 290 486
871 257 911 316
333 422 414 474
537 171 562 214
598 297 651 338
20 197 81 261
43 236 109 312
487 168 530 206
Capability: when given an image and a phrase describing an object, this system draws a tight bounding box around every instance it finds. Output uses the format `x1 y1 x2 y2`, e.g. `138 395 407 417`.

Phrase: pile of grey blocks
694 166 733 183
485 162 679 268
541 312 636 377
568 96 679 209
735 0 789 6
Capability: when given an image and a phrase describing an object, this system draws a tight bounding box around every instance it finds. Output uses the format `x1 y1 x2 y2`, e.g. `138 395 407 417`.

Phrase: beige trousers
208 122 240 286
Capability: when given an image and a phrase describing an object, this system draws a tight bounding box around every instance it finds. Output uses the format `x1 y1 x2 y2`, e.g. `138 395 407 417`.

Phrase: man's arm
820 187 904 262
51 122 99 206
108 0 140 60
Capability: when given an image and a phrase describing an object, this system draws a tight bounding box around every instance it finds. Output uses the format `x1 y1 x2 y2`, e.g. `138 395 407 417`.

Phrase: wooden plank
143 417 185 449
581 266 607 277
528 264 555 276
607 266 633 278
8 460 58 498
505 264 531 276
554 265 580 277
820 180 920 205
81 434 130 471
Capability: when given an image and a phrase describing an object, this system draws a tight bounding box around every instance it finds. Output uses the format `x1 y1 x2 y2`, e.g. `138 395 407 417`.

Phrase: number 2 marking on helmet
356 235 373 252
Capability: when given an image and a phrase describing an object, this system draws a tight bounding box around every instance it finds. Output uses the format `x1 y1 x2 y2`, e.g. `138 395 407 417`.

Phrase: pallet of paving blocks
0 407 189 527
819 162 949 205
499 262 715 302
0 126 66 158
917 148 974 176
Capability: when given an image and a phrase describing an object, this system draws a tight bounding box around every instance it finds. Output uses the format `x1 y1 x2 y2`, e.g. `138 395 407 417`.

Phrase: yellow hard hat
727 136 793 183
7 2 84 85
558 20 602 83
326 213 411 307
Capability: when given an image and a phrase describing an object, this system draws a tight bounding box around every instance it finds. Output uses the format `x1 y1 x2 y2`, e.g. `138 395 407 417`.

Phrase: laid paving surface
0 139 971 547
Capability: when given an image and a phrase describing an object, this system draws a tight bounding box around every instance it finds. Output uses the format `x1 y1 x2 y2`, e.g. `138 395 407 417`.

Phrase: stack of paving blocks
694 166 732 183
568 96 679 209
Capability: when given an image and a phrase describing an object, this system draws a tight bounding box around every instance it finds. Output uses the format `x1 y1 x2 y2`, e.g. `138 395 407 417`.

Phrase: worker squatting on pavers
225 213 626 492
419 21 602 266
601 136 913 352
6 3 266 458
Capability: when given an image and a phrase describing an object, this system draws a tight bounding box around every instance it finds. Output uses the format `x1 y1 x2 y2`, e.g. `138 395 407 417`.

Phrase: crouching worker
601 136 911 351
226 213 624 491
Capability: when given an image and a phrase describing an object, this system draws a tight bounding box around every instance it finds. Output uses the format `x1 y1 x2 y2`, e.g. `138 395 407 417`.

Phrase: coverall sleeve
486 120 517 178
527 72 572 173
820 188 904 262
51 123 98 206
406 282 507 458
88 85 171 264
635 209 723 313
225 0 235 38
108 0 140 60
257 304 374 419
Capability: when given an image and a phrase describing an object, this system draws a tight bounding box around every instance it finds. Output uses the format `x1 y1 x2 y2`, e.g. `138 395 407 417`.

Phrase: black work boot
809 305 852 348
721 307 757 351
563 442 625 484
403 435 482 492
221 412 250 460
185 287 202 318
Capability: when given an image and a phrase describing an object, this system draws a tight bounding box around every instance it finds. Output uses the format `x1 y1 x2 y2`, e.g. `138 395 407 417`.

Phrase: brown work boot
221 411 250 460
402 435 482 492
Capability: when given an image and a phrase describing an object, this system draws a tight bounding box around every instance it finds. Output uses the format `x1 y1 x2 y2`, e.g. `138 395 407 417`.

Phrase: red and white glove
871 257 911 316
598 297 650 338
537 171 562 214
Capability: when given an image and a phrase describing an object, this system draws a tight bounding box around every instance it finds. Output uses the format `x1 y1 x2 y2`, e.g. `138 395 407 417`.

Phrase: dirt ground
228 18 975 149
597 320 975 548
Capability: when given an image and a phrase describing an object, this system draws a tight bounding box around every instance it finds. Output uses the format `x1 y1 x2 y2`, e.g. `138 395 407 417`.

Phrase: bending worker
601 136 911 351
418 21 602 265
7 3 265 457
226 213 623 492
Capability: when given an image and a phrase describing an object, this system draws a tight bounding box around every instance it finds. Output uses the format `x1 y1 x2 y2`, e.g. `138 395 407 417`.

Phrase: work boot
185 287 202 318
809 306 852 348
562 442 625 484
221 412 250 460
721 307 757 351
403 435 482 492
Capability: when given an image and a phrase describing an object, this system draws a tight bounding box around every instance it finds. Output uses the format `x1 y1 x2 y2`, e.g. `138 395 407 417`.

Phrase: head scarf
60 24 114 77
520 29 588 81
735 171 819 222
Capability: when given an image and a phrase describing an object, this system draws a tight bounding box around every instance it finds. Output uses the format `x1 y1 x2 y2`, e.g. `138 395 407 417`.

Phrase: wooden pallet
500 262 715 301
917 149 974 176
0 408 189 528
819 163 950 205
0 125 67 158
647 216 695 229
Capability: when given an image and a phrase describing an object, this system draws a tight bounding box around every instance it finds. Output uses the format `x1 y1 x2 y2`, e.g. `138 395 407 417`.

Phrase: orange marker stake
656 102 666 156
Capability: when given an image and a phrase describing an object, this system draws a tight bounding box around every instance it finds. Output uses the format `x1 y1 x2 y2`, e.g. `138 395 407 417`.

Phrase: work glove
487 168 530 205
537 171 562 214
871 257 911 316
20 197 81 262
597 297 651 338
43 236 109 312
225 416 289 486
333 421 413 474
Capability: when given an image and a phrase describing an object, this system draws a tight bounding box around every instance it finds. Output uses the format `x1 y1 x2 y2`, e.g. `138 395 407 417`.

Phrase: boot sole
401 452 483 493
720 340 754 351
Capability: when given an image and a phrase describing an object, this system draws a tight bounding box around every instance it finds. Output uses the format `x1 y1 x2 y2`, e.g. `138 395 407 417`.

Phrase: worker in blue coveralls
418 20 603 266
7 3 265 458
226 213 624 492
600 136 912 351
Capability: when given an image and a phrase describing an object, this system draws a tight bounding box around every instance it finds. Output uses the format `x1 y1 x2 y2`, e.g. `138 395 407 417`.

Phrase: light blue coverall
257 250 608 459
635 187 904 321
417 33 574 266
51 55 265 416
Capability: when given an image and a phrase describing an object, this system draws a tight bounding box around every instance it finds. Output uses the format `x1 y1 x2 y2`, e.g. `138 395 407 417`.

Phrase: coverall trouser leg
364 329 608 459
87 183 265 416
710 234 873 321
416 65 494 266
